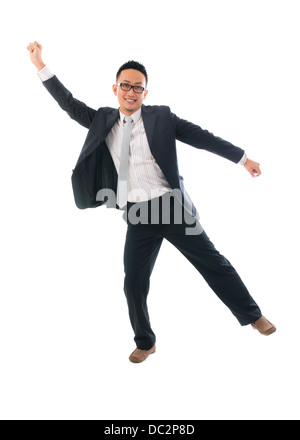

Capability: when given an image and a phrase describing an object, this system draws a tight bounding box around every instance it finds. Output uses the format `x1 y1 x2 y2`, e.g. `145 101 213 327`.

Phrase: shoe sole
251 323 277 336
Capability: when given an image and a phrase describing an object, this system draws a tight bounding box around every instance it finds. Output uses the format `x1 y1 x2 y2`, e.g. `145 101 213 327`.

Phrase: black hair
116 60 148 86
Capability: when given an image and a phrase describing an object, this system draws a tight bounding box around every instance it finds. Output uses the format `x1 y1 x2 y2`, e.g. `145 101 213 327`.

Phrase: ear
112 84 118 96
143 89 148 100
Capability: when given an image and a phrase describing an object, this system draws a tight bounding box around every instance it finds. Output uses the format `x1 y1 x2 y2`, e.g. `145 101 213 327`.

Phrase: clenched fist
27 41 45 71
244 158 262 178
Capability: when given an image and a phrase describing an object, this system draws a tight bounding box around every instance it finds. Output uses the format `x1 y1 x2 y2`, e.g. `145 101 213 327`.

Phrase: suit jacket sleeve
42 75 97 129
170 111 245 164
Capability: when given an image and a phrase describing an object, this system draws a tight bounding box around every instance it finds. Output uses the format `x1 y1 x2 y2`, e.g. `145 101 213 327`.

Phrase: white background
1 0 299 420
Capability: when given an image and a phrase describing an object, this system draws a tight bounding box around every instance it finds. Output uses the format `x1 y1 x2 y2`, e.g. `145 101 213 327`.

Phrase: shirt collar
119 107 142 125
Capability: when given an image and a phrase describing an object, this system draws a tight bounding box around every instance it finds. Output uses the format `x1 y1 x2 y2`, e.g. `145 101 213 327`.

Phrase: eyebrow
123 80 144 85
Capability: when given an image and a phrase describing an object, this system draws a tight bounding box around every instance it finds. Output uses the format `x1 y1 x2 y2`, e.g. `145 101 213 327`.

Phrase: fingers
27 41 42 52
250 166 261 178
244 159 261 178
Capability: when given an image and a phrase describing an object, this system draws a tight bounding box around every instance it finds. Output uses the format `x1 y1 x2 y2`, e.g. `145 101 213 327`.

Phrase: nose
127 88 136 96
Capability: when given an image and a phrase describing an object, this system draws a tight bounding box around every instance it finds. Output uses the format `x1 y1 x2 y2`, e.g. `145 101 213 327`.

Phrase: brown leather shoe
251 316 276 336
129 345 156 363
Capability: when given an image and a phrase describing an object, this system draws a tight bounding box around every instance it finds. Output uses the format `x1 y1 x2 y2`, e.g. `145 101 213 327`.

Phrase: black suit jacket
42 75 245 219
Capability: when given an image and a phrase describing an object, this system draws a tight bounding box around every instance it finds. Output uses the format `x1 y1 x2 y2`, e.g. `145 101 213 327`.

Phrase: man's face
112 69 148 115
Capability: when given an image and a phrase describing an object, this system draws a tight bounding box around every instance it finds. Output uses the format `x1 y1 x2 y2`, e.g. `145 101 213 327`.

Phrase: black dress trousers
123 194 262 350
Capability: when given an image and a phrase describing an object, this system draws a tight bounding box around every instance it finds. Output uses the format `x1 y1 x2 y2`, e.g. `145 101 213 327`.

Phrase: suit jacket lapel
105 108 120 137
141 105 156 151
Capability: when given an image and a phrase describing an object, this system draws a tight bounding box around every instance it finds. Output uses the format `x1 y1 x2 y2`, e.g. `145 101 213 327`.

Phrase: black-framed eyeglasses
117 83 145 94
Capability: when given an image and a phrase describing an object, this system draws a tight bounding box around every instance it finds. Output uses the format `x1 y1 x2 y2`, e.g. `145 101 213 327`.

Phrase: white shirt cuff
238 152 247 165
37 65 54 82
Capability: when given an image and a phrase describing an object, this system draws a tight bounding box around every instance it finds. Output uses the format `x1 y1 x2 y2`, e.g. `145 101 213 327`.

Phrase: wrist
35 61 46 71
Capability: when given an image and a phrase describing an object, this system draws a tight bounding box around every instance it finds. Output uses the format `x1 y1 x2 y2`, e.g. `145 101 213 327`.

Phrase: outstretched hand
244 158 261 177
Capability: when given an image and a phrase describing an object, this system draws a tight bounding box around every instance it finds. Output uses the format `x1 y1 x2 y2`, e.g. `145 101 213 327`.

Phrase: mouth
124 98 137 104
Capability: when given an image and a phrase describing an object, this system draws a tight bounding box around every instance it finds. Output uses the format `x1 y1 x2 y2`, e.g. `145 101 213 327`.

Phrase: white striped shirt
105 108 172 202
38 65 247 203
38 65 54 82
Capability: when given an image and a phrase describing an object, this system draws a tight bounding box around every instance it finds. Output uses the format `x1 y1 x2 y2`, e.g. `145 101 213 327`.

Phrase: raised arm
27 41 97 129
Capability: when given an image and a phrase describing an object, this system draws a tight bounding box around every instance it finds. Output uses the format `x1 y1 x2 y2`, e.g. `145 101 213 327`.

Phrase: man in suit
27 41 276 363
